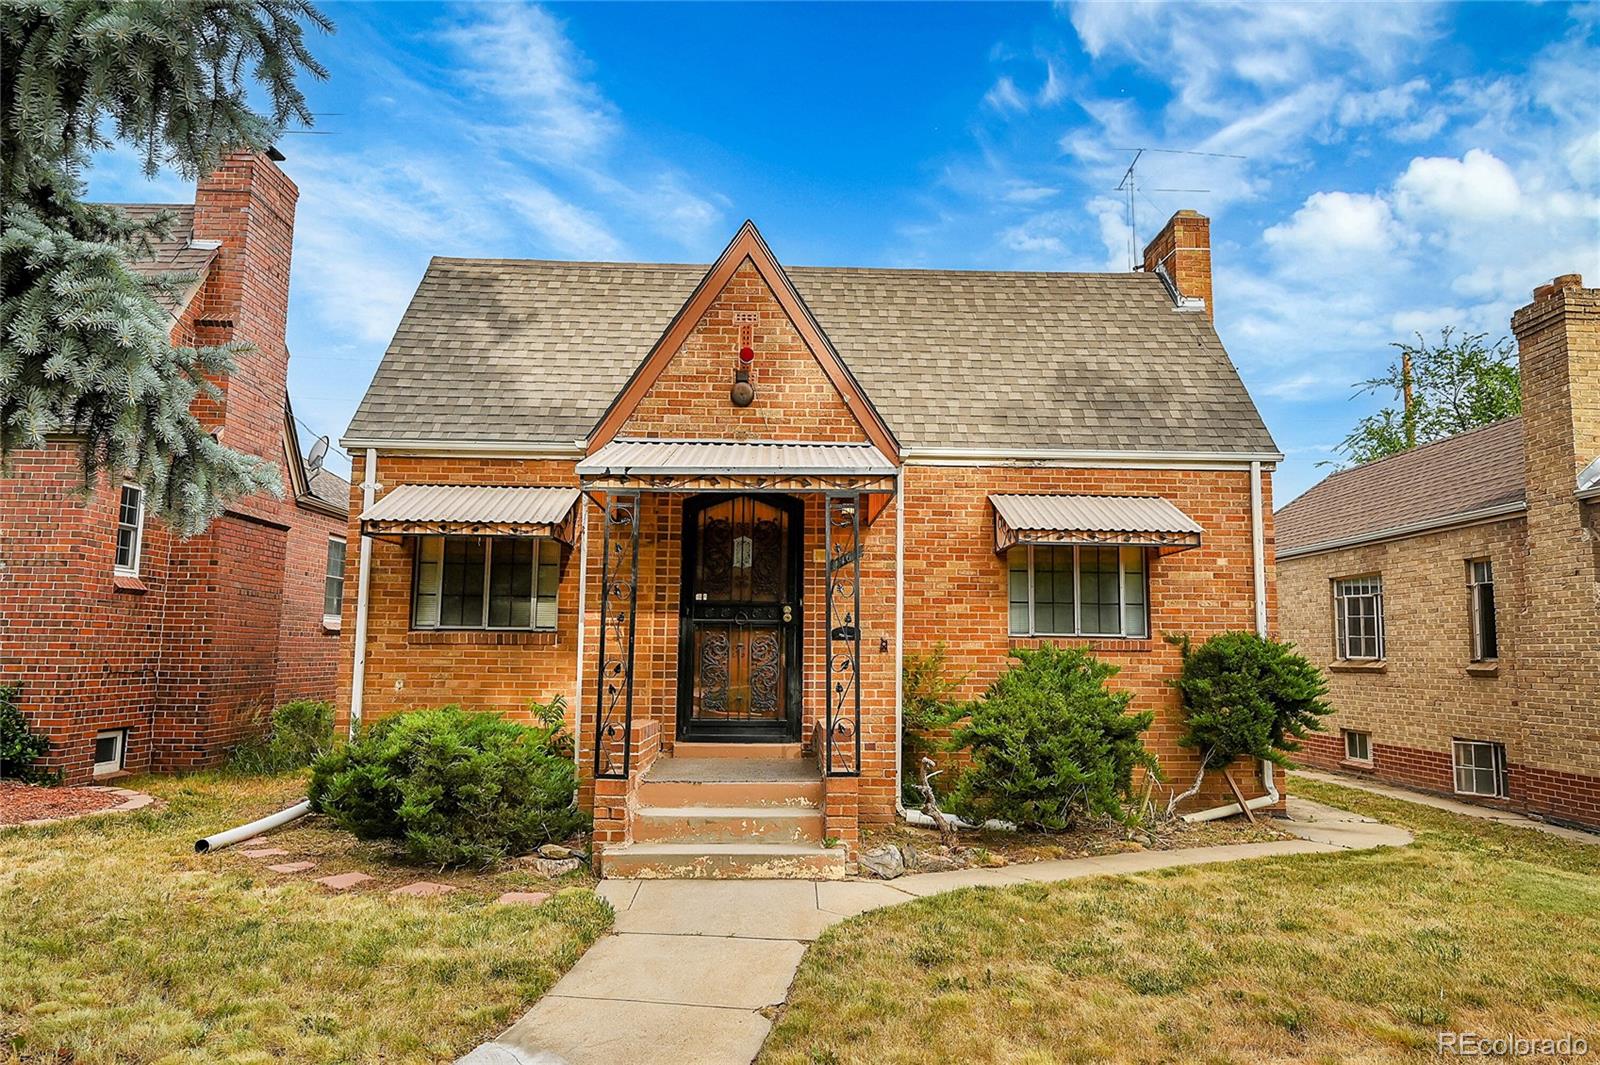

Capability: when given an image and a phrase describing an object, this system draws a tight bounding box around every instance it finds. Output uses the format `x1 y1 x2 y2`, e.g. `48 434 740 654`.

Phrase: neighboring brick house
1277 275 1599 830
0 151 349 784
338 212 1283 876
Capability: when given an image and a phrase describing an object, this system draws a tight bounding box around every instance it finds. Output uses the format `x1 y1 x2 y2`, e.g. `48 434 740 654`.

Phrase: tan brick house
337 212 1284 875
1277 275 1599 830
0 152 349 783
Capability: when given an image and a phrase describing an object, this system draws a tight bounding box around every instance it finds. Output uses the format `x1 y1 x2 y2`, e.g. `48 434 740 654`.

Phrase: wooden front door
678 494 803 741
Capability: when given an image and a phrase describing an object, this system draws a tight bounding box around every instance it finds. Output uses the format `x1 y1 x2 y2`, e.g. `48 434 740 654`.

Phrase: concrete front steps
602 750 847 880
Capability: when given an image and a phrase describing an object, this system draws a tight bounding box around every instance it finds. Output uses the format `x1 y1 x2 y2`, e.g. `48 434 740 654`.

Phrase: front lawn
763 778 1600 1063
1 771 612 1063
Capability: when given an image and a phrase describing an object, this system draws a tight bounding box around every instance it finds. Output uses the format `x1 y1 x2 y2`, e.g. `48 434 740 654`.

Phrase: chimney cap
1533 274 1583 301
266 145 286 162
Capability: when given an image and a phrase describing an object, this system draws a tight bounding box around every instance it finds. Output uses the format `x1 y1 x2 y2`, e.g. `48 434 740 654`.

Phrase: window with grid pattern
1007 545 1148 638
1452 739 1507 797
412 536 560 630
1333 575 1384 660
324 538 346 620
114 485 144 574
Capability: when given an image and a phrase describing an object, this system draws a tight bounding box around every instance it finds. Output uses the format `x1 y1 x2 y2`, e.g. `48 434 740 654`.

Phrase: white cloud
503 183 625 259
1263 191 1405 257
443 4 616 163
1395 148 1522 220
984 75 1029 113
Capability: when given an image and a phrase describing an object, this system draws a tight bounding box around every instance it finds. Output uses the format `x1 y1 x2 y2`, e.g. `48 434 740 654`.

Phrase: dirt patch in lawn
217 812 596 895
861 812 1288 873
1 781 129 825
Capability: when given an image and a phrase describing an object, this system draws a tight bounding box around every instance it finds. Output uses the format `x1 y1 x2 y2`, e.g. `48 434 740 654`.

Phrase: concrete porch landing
461 798 1413 1065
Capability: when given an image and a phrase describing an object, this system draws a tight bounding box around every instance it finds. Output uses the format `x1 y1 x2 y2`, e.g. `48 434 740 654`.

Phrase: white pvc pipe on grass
195 799 312 853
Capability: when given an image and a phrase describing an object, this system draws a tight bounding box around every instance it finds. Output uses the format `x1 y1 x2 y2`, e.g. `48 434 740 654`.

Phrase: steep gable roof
1275 418 1525 557
592 221 899 458
344 250 1278 456
108 204 219 319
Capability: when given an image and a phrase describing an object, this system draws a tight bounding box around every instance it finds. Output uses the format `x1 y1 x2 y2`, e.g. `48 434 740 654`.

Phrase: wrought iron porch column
593 491 640 779
823 492 862 776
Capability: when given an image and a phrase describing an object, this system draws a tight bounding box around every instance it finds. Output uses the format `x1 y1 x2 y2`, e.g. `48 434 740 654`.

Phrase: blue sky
85 1 1600 501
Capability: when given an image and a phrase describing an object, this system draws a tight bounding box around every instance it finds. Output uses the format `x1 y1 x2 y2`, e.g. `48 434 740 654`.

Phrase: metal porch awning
360 484 582 542
990 493 1203 554
577 439 898 493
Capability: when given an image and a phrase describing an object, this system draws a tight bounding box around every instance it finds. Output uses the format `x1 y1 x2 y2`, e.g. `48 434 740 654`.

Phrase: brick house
338 212 1283 876
0 151 349 784
1277 275 1599 830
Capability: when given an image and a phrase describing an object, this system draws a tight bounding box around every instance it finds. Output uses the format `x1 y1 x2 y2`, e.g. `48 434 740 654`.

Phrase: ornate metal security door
678 495 802 741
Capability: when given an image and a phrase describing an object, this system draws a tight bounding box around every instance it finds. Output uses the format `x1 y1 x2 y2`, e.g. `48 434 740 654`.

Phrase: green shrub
1 685 59 784
230 699 335 774
951 645 1158 831
900 644 969 804
309 702 584 867
1169 631 1332 770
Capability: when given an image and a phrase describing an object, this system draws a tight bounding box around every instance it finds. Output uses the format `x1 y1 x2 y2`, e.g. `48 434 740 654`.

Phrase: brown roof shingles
343 258 1278 454
110 204 219 317
1274 417 1526 555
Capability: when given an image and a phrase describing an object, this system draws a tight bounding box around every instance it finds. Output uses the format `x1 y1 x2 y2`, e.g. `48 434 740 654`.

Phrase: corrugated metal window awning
990 493 1203 554
361 485 581 541
577 439 897 493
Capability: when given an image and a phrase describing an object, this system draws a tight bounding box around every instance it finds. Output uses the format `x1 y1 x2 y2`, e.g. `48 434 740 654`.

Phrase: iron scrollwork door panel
680 495 801 738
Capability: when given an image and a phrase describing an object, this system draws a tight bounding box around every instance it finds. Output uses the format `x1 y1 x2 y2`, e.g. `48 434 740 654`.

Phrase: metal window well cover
577 439 897 476
990 493 1203 551
360 484 581 539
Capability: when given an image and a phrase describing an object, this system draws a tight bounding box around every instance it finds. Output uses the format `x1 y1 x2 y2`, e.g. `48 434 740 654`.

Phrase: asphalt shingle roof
1274 418 1526 555
111 204 218 317
345 257 1277 454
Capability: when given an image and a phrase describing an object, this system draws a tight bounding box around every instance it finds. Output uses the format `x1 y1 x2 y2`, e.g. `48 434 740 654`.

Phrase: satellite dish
307 435 329 474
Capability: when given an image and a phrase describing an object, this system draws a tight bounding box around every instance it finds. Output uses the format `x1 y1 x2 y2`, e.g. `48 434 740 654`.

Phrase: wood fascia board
586 220 902 462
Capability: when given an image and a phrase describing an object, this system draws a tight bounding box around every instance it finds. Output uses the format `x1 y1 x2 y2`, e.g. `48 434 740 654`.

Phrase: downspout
572 494 590 775
347 448 379 739
894 467 906 818
1183 459 1280 822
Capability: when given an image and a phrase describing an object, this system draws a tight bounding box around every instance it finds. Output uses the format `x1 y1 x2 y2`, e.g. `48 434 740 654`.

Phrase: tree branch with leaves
1 0 332 535
1328 327 1520 470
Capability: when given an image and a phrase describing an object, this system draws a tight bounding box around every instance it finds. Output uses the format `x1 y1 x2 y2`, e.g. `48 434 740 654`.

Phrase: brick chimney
1514 273 1598 509
1142 210 1213 320
190 150 299 465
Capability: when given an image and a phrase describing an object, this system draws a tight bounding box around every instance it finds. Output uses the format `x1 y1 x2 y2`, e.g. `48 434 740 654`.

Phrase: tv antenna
1114 147 1245 269
306 435 330 474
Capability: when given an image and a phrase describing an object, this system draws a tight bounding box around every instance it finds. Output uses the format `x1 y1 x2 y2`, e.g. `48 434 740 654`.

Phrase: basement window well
92 730 127 777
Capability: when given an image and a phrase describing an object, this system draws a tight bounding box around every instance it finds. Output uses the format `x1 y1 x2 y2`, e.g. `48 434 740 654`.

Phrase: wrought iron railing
823 492 862 776
593 491 640 779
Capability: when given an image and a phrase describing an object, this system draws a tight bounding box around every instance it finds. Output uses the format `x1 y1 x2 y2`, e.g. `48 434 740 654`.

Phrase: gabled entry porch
575 439 898 877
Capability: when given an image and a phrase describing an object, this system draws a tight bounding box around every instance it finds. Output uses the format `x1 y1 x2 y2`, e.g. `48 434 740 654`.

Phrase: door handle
782 604 793 623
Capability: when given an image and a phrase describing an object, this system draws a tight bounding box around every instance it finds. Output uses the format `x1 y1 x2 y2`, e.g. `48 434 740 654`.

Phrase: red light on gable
739 345 755 363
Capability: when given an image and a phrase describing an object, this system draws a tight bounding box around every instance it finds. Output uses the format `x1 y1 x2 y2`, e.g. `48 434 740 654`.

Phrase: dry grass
763 778 1600 1064
0 771 612 1063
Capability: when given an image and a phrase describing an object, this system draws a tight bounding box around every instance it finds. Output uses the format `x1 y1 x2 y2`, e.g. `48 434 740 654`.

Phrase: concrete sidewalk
459 798 1411 1065
1292 769 1600 846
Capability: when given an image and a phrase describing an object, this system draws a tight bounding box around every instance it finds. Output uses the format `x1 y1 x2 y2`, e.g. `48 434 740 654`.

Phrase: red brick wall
901 462 1278 813
0 152 343 783
1142 211 1214 320
620 260 871 444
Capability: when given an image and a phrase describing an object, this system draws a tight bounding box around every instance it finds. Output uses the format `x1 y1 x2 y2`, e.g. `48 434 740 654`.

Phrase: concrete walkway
1292 769 1600 846
459 798 1411 1065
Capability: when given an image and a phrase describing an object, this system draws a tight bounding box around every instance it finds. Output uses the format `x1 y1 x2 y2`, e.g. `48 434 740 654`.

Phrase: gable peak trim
586 220 900 461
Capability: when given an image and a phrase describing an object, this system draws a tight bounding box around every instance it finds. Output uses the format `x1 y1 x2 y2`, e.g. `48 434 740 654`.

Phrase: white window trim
92 729 127 777
412 534 559 633
114 484 145 576
1333 575 1385 661
1452 738 1508 798
323 536 347 627
1009 544 1148 640
1342 729 1372 764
